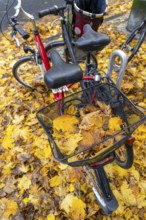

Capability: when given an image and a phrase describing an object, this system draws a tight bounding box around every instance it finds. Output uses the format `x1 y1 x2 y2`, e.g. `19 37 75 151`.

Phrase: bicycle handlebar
14 24 30 39
38 5 66 18
10 18 30 40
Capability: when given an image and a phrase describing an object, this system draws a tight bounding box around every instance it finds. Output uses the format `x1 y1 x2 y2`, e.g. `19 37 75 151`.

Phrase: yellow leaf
2 125 15 149
44 146 52 158
108 116 122 131
33 146 51 160
0 198 18 218
124 208 133 220
64 104 78 116
18 175 31 190
139 180 146 192
58 164 68 170
12 115 24 125
70 197 86 220
129 169 140 182
136 80 144 89
81 183 88 194
56 133 83 155
23 195 40 208
79 111 103 130
12 127 30 140
47 214 55 220
53 115 79 133
33 137 50 149
120 181 137 206
122 82 134 93
114 165 129 178
5 200 18 218
136 195 146 209
60 194 75 213
23 197 31 204
0 183 5 189
2 162 15 175
49 175 62 187
2 135 14 149
137 124 146 133
128 114 140 124
69 184 75 192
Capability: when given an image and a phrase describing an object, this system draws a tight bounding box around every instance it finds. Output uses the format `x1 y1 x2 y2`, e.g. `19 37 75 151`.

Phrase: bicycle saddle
74 24 110 52
44 50 83 89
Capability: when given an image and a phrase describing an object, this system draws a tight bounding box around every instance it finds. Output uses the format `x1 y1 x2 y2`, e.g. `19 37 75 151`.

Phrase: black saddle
44 50 83 89
74 24 110 52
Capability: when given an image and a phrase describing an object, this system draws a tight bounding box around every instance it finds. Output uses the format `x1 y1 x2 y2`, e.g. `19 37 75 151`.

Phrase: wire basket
37 78 146 167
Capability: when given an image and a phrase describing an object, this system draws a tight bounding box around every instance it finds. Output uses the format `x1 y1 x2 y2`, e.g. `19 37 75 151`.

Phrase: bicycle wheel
12 56 45 89
84 166 118 215
13 42 66 89
115 144 134 169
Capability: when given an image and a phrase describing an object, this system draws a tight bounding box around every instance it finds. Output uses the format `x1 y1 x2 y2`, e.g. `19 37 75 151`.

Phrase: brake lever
51 16 63 27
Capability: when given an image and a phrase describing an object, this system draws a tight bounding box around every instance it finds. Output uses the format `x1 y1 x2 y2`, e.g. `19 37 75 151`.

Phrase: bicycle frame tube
54 92 64 101
61 20 78 65
34 31 51 71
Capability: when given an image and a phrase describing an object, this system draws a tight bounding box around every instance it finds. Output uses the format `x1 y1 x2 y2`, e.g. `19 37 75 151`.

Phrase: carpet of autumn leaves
0 0 146 219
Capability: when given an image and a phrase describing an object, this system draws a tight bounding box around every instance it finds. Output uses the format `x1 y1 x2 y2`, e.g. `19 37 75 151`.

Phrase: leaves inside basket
52 100 126 158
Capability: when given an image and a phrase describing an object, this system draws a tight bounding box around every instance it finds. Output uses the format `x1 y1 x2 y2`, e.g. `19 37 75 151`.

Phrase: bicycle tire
12 55 46 89
93 167 118 215
13 42 97 89
85 166 118 215
115 144 134 169
12 43 66 89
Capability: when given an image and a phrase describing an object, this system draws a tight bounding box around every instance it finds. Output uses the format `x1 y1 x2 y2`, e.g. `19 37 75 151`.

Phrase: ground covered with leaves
0 0 146 219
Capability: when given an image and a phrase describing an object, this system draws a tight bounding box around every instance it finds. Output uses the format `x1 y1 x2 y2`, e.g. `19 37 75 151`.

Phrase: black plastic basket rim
73 0 108 18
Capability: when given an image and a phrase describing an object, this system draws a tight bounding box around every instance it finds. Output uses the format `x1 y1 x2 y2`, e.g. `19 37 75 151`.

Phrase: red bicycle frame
34 30 95 101
34 31 51 71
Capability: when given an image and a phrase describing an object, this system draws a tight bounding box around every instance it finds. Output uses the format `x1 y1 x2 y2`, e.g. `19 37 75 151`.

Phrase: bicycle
37 75 146 215
3 0 146 215
4 0 106 90
121 18 146 63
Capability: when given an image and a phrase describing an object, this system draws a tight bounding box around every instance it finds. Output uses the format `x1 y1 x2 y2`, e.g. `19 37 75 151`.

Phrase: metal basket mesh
37 78 146 167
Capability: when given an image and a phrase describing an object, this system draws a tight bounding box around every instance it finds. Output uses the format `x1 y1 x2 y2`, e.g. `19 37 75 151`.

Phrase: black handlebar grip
14 24 30 40
38 5 66 18
38 6 58 18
